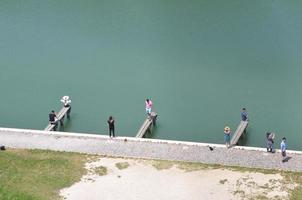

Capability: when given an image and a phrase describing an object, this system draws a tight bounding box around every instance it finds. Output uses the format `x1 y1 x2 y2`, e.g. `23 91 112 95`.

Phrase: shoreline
1 127 302 172
1 127 301 154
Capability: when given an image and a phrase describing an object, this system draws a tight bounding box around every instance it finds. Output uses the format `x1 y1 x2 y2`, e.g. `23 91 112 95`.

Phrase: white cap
61 96 71 105
62 96 70 101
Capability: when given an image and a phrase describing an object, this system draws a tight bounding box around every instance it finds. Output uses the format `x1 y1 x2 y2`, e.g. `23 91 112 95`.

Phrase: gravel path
1 128 301 172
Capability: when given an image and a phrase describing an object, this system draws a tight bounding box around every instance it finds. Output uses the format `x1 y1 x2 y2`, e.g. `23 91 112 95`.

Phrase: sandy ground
60 157 295 200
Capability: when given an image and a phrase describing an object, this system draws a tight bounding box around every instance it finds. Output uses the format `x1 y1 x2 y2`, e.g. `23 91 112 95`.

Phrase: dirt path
60 157 296 200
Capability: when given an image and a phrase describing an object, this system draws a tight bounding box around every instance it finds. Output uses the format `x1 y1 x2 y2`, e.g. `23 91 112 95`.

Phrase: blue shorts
224 134 230 143
146 108 151 114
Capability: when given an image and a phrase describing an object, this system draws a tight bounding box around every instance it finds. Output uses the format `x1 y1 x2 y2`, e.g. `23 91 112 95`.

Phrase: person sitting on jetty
241 108 248 121
145 99 153 116
49 110 58 131
266 132 275 153
224 126 231 148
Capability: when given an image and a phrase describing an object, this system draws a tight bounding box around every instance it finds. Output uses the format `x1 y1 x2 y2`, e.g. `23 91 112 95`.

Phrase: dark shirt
49 113 56 122
267 133 274 143
107 119 115 129
241 111 248 121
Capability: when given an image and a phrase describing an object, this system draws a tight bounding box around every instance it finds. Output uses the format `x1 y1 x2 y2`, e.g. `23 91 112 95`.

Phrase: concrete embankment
0 127 301 172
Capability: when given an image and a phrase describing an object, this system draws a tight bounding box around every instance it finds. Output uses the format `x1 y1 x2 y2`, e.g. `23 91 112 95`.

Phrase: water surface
1 0 302 150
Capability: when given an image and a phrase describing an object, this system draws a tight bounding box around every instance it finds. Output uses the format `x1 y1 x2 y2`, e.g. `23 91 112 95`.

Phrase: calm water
1 0 302 150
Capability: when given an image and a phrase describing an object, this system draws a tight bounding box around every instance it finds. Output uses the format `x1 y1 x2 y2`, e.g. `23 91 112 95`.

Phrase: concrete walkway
1 128 301 172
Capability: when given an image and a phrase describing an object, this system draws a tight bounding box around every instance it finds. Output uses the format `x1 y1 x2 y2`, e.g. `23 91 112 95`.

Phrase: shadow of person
271 149 276 153
282 156 292 163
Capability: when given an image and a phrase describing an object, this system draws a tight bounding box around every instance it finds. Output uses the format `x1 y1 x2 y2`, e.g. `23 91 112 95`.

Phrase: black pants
66 105 71 119
51 122 58 131
109 127 115 137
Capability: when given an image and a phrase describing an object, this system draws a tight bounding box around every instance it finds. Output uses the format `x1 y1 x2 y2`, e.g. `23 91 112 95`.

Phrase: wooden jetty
136 112 158 138
230 120 248 146
44 106 71 131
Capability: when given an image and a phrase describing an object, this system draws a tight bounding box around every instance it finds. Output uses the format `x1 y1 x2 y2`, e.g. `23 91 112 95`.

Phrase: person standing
280 137 287 162
49 110 58 131
224 126 231 148
60 95 71 119
241 108 248 121
107 116 115 138
60 95 71 107
145 99 153 116
266 132 275 152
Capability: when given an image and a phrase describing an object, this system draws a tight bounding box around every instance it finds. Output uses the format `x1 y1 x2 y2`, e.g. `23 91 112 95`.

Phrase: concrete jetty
0 127 301 172
45 96 71 131
44 106 71 131
231 120 248 146
136 112 158 138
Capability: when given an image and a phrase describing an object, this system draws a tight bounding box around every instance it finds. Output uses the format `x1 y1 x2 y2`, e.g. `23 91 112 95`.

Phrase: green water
1 0 302 150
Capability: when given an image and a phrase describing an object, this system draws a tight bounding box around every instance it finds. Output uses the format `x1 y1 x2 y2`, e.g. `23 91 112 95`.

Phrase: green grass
177 161 215 171
219 179 228 184
151 160 175 170
93 166 107 176
115 162 129 170
0 148 87 200
282 171 302 200
233 190 245 197
250 195 269 200
0 149 301 200
290 187 302 200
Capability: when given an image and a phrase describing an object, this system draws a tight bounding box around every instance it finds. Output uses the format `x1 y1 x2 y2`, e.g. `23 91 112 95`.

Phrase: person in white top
145 99 153 116
61 96 71 107
60 95 71 119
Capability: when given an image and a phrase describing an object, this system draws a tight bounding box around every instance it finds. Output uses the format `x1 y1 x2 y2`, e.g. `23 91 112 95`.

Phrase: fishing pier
136 112 158 138
231 120 248 146
44 96 71 131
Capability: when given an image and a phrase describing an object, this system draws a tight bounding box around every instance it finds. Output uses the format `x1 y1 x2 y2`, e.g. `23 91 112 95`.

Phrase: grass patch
86 155 101 163
283 171 302 200
115 162 130 170
151 160 175 170
93 166 107 176
1 150 301 200
259 183 270 190
250 195 269 200
219 179 228 184
0 148 87 200
177 161 211 171
233 190 245 196
290 187 302 200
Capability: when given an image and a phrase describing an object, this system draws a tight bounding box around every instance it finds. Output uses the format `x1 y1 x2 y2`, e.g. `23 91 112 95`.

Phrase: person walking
49 110 58 131
280 137 287 162
241 108 248 121
107 116 115 138
224 126 231 148
145 99 153 116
